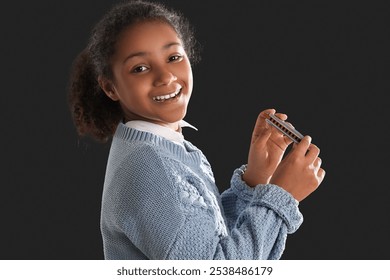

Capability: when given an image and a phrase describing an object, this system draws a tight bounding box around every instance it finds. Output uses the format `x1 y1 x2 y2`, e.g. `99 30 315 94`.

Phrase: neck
124 116 181 132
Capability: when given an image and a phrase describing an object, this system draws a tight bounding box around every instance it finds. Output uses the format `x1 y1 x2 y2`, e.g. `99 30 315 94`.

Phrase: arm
108 144 302 260
219 108 326 258
220 165 303 259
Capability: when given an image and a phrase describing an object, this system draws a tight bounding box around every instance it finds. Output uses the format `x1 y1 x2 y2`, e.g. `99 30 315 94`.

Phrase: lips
152 88 182 102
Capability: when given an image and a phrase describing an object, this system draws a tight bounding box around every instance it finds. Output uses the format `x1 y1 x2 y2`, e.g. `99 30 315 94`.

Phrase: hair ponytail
68 48 122 142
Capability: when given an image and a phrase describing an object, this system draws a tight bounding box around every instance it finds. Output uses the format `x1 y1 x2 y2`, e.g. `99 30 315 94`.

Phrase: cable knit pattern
100 123 303 260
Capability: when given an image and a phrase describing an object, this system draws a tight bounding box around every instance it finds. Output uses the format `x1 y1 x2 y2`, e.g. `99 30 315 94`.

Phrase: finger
251 109 276 142
274 112 288 121
282 134 294 146
305 144 320 163
268 135 293 151
317 168 326 183
284 121 294 129
259 108 276 120
255 109 276 130
313 157 322 169
292 135 312 155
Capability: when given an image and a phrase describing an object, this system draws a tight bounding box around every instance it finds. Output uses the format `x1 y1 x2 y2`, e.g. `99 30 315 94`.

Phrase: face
101 21 193 131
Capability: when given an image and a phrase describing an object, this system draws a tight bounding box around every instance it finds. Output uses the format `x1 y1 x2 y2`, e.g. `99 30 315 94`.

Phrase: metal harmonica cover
266 113 304 143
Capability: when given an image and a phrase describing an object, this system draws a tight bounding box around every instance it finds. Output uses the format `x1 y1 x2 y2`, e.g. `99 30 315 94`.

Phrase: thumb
291 135 312 155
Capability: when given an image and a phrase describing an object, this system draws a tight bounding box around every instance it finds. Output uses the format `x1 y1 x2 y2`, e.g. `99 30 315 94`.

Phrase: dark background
1 0 389 259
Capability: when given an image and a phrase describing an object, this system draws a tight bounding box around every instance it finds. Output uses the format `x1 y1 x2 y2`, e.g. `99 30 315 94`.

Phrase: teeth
153 89 181 102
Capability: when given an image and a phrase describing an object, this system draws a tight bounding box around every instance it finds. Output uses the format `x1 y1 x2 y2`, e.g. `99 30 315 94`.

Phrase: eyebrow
122 42 182 64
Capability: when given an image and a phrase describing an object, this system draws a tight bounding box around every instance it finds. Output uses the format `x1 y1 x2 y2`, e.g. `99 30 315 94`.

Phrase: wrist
242 165 271 187
241 167 259 188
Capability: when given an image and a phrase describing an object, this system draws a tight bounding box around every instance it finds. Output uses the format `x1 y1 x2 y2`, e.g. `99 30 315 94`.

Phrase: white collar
124 120 197 146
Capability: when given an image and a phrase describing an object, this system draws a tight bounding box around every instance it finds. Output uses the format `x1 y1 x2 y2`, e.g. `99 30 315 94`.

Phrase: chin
163 106 188 122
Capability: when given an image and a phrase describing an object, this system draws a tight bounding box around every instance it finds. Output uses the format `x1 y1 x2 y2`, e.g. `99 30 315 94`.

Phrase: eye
168 54 183 62
131 65 149 73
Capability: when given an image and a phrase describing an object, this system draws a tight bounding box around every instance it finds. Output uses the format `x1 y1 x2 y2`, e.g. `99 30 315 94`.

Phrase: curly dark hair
68 0 200 142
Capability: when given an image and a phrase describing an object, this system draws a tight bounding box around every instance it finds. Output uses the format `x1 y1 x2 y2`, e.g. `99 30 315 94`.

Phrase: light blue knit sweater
100 123 303 260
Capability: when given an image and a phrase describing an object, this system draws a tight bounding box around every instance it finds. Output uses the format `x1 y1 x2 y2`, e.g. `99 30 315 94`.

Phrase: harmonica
266 113 304 143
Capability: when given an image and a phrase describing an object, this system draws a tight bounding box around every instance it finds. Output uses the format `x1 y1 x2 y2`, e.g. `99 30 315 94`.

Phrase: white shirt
125 120 197 147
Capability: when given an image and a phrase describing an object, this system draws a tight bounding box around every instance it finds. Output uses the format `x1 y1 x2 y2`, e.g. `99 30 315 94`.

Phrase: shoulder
107 138 170 186
108 123 173 165
104 123 212 197
104 124 188 195
102 134 182 220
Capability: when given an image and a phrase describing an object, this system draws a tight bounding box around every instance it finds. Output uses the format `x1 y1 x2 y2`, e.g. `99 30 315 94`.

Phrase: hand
242 108 294 187
270 136 326 201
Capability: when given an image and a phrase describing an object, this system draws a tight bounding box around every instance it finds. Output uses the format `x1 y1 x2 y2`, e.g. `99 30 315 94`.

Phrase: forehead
115 21 182 55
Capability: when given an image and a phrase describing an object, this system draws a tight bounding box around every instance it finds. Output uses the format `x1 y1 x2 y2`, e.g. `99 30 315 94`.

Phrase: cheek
187 75 193 95
116 75 148 100
182 62 193 92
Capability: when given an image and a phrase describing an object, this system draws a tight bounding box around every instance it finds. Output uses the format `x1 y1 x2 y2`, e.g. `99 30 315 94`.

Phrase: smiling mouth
153 88 182 102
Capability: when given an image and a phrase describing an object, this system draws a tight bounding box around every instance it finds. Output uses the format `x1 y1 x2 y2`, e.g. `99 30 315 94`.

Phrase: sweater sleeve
218 165 303 259
221 165 303 233
104 144 302 260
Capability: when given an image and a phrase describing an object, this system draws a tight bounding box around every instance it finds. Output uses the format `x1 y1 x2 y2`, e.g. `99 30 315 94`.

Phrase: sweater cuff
231 165 303 233
252 184 303 233
230 165 257 202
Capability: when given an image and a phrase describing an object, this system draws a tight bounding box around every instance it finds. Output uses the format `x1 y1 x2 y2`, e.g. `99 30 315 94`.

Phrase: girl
68 0 325 260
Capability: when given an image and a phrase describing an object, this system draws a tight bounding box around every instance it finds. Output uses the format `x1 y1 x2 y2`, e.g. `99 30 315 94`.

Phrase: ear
98 76 120 101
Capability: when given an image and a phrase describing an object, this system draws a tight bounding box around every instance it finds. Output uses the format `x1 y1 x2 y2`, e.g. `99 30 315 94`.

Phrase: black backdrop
1 0 389 259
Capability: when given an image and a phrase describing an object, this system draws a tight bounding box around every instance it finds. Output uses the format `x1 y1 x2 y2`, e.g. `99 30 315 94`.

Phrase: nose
153 66 177 86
